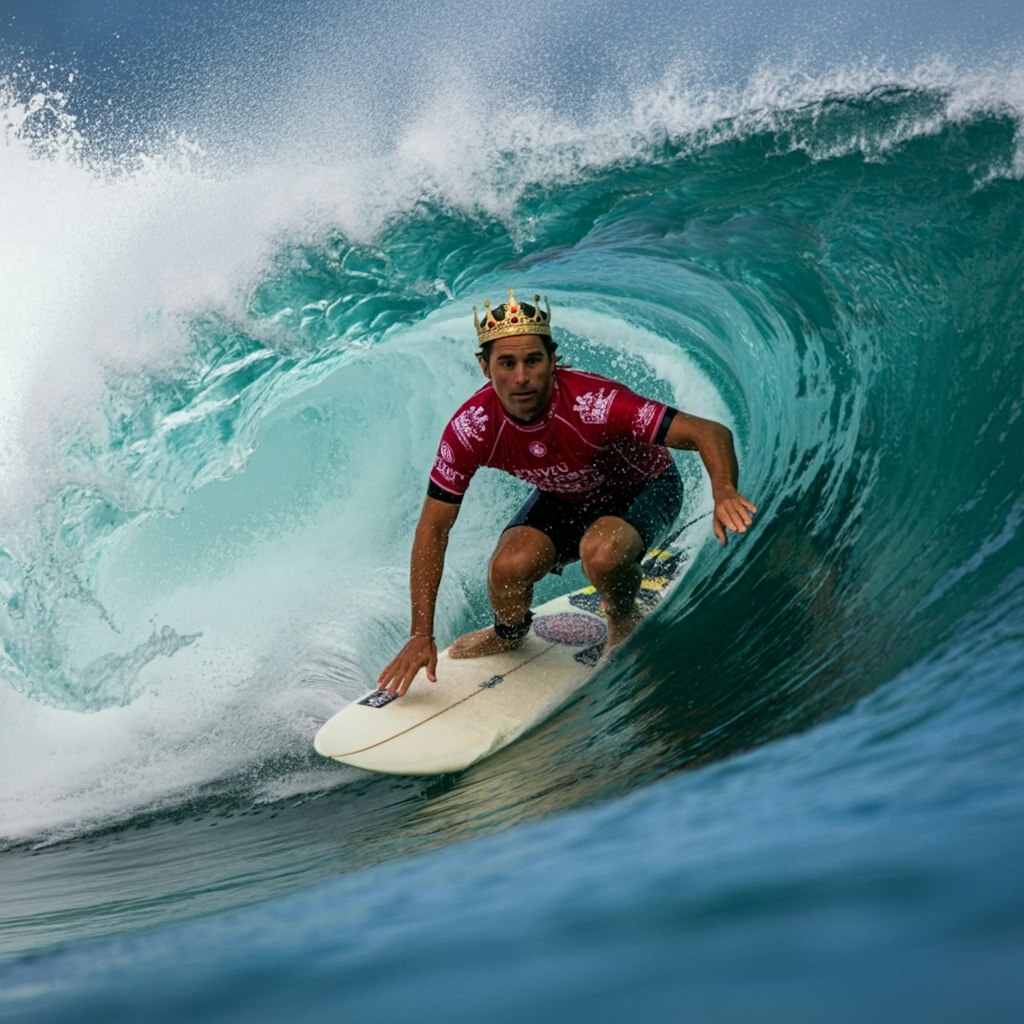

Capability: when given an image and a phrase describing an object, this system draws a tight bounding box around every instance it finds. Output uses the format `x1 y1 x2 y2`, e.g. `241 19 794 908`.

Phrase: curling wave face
0 60 1023 862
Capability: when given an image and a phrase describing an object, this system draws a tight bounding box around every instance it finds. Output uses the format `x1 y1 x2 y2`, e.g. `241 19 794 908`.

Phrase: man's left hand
713 488 757 545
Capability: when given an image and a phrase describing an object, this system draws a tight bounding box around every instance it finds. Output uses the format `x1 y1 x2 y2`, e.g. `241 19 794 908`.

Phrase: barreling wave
1 68 1023 844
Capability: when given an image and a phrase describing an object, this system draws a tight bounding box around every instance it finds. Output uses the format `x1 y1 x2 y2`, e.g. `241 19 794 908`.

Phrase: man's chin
507 397 540 418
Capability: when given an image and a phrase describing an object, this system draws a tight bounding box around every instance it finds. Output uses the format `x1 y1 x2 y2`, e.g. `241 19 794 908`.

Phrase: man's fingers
714 494 757 545
397 662 420 696
376 660 399 689
726 509 751 532
384 667 414 697
378 636 438 695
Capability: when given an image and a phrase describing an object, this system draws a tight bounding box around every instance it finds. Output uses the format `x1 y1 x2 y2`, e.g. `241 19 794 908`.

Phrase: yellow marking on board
640 576 670 591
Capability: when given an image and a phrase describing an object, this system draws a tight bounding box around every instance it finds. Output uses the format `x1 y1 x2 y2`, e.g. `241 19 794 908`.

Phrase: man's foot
449 626 524 659
605 611 640 651
596 601 644 667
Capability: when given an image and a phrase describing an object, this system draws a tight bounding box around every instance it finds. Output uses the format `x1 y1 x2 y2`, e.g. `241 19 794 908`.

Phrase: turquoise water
2 2 1024 1020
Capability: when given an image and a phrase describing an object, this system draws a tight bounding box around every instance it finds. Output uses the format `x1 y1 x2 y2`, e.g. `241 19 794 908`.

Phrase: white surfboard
314 545 689 775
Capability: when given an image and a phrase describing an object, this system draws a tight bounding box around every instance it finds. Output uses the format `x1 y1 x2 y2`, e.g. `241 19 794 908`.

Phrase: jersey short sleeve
426 400 491 503
564 371 673 446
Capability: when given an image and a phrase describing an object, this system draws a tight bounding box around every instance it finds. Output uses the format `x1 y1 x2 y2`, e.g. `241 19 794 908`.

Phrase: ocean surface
2 1 1023 1020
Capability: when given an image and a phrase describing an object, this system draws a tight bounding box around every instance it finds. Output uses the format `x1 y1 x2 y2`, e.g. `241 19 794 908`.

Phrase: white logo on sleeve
452 406 489 449
633 401 657 434
573 388 617 425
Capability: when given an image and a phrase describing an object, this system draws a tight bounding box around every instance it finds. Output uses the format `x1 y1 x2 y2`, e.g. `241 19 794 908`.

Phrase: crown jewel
473 289 551 346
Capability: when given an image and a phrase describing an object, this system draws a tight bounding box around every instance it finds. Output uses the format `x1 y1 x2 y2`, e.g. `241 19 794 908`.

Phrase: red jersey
428 368 674 503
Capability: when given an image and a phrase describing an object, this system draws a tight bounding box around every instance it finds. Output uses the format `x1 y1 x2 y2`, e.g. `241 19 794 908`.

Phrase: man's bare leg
579 516 646 652
449 526 555 658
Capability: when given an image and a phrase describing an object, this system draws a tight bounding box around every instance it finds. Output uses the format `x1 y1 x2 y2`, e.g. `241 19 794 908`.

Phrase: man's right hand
377 635 438 697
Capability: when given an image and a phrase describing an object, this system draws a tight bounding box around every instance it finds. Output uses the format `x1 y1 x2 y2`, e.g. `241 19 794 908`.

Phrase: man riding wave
378 290 756 696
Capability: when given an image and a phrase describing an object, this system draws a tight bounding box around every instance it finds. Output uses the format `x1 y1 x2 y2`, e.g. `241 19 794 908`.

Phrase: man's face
479 335 555 422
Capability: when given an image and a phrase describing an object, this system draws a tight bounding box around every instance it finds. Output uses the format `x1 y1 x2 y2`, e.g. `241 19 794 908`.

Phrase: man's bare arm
663 411 757 545
377 496 461 696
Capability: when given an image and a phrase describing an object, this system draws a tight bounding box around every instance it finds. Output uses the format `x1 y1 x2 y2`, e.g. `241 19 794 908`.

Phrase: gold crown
473 289 551 346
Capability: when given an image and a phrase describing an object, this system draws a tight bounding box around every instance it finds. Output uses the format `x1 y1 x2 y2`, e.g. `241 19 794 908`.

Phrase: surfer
378 290 756 696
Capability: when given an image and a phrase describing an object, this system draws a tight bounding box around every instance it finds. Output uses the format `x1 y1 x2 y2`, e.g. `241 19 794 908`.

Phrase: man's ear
478 355 491 380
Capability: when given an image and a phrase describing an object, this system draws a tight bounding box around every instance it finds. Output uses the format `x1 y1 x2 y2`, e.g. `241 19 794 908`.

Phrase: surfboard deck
314 545 689 776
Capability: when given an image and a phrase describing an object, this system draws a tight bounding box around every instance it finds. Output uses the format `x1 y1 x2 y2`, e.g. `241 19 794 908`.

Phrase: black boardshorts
503 461 683 573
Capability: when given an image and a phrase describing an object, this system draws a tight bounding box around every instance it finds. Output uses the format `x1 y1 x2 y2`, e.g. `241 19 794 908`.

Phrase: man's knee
579 519 643 581
489 528 554 589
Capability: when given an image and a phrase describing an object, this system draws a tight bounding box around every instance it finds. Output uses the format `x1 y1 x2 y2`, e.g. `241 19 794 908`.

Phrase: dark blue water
2 2 1023 1020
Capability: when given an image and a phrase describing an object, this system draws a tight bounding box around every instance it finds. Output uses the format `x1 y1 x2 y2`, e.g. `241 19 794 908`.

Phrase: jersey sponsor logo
517 461 572 480
528 441 547 458
573 387 617 425
433 457 466 486
440 441 455 463
451 405 489 449
514 464 605 493
633 401 658 435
